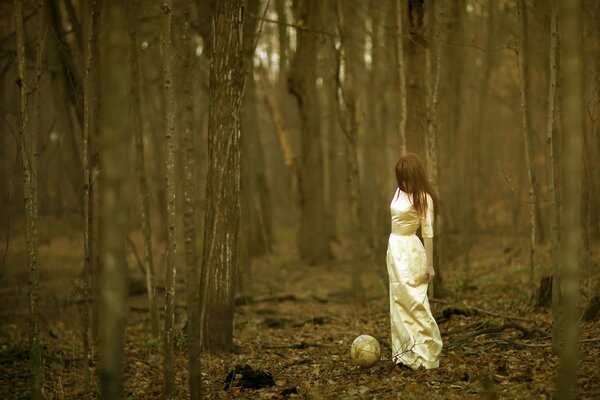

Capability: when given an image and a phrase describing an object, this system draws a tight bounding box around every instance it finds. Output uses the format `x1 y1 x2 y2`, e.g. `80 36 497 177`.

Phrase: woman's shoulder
425 193 434 209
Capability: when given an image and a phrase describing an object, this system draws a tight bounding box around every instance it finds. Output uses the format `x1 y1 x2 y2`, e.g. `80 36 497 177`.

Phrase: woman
387 153 442 369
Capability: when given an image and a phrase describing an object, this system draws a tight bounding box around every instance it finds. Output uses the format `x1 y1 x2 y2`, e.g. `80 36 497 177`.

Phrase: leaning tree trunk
199 0 245 354
289 0 331 265
128 0 159 340
545 0 561 352
98 1 130 398
556 0 583 397
517 0 539 302
15 1 42 397
160 0 178 395
82 0 102 391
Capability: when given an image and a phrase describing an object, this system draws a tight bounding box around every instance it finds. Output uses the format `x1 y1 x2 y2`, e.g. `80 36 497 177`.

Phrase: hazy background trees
0 0 598 398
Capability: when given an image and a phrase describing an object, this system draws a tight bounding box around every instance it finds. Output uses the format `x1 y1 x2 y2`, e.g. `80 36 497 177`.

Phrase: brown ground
1 217 599 399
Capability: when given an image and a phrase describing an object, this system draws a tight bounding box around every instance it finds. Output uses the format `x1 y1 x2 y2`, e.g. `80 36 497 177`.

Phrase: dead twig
263 342 323 350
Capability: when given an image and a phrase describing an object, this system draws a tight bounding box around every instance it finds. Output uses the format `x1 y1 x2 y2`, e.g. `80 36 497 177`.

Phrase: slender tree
545 0 561 352
128 0 159 339
394 0 407 154
160 0 178 395
516 0 538 301
556 0 584 397
334 0 368 294
15 0 42 397
98 1 130 398
82 0 102 391
440 0 465 230
275 0 289 86
175 0 201 396
424 0 446 297
240 0 273 287
199 0 245 353
289 0 331 264
367 0 391 260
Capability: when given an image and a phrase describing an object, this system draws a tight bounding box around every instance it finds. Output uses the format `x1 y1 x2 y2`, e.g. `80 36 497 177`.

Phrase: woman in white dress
387 153 442 369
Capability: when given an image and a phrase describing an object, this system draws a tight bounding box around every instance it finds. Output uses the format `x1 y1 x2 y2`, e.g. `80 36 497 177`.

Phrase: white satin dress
387 189 442 369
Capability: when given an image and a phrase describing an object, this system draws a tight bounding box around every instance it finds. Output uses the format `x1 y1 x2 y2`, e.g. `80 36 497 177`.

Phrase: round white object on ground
350 335 381 368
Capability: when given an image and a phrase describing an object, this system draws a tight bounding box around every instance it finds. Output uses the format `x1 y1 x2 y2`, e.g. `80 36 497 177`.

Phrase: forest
0 0 599 398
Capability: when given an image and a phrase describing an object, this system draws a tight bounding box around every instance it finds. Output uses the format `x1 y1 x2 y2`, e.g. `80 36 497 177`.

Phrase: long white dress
387 189 442 369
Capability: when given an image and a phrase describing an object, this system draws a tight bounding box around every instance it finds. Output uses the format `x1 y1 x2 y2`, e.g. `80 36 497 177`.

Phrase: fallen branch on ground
494 337 600 348
235 294 328 305
447 320 541 350
434 302 535 323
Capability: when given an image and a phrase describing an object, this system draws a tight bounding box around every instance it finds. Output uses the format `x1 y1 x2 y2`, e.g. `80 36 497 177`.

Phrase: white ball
350 335 381 368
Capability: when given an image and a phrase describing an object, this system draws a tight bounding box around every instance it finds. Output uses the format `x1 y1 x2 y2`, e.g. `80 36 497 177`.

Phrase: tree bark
424 0 446 298
98 1 130 398
517 0 539 302
160 0 178 395
545 0 561 352
199 0 245 353
394 0 407 154
335 0 369 294
15 1 42 397
275 0 288 86
556 0 583 397
174 0 201 396
367 0 392 279
289 0 331 264
441 0 465 230
241 0 273 284
127 0 159 341
82 0 101 391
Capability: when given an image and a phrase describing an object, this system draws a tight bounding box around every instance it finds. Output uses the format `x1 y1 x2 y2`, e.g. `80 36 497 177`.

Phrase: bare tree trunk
175 0 201 397
15 1 42 397
82 0 101 391
160 0 178 395
556 0 583 397
334 0 368 294
517 0 539 302
240 0 273 288
424 0 446 298
98 1 130 398
557 1 584 399
199 0 245 353
289 0 331 264
367 0 392 282
322 0 344 242
394 0 407 154
258 65 296 174
128 0 159 340
441 0 465 230
545 0 561 352
275 0 288 86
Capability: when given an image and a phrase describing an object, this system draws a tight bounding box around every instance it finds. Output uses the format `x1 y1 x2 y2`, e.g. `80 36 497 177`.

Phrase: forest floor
1 216 600 399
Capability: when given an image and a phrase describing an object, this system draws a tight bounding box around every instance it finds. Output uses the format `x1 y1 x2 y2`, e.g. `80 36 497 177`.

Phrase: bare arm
424 237 435 282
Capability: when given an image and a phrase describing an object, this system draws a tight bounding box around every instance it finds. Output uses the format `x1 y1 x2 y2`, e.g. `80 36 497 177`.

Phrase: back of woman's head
395 153 437 216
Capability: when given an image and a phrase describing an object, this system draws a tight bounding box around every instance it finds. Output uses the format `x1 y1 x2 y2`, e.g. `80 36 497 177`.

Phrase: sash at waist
391 225 418 236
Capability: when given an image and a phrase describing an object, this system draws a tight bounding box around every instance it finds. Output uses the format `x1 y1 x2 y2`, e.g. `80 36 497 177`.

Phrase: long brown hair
394 153 437 216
